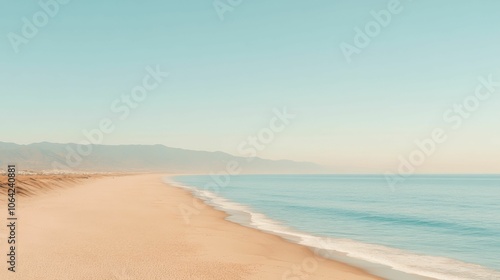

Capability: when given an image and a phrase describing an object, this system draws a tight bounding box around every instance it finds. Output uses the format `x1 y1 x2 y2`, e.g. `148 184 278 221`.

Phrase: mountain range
0 142 328 174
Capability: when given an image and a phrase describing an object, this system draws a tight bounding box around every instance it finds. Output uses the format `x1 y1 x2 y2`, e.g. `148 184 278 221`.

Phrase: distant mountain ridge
0 142 328 174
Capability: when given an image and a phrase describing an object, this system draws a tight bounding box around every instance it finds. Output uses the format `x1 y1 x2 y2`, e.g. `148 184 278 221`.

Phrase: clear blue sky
1 0 499 173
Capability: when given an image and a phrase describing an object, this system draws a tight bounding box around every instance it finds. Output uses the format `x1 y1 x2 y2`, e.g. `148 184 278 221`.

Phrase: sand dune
0 173 113 200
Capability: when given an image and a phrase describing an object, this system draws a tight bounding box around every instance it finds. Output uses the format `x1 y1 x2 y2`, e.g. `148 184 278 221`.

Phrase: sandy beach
0 173 381 280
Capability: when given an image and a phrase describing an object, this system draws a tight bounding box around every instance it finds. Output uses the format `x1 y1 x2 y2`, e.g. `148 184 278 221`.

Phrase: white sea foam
165 177 500 280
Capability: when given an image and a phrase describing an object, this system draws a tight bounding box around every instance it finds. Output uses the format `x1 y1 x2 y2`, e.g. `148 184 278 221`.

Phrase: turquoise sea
169 175 500 280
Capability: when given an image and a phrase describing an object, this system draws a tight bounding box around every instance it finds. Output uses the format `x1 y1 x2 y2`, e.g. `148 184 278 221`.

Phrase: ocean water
169 175 500 280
